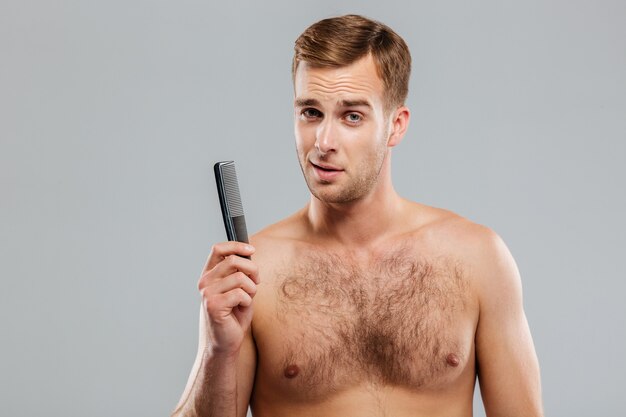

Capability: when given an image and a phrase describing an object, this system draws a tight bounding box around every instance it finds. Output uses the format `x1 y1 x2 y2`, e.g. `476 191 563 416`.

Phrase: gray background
1 0 624 416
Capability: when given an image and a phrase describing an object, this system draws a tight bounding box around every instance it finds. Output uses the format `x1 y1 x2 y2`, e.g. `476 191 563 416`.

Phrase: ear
387 106 410 147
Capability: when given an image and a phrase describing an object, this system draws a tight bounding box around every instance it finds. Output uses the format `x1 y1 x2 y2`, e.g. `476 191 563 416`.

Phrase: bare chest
253 250 478 400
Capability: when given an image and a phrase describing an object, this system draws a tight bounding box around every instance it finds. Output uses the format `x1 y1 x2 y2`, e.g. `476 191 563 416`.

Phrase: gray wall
1 1 624 416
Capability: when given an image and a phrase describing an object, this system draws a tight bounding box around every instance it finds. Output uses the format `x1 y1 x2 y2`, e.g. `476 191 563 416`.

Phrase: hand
198 242 259 356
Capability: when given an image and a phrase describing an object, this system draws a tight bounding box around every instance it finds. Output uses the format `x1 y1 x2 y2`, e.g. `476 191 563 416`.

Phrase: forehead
294 55 385 106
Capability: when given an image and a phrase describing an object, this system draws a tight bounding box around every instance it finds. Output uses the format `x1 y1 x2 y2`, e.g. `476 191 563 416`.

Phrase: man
172 14 543 417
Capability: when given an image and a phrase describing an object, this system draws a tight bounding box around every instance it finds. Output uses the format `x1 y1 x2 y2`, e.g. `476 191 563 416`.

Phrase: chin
304 174 369 204
311 188 362 204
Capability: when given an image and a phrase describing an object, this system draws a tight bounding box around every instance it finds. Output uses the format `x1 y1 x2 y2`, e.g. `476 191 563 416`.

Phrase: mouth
311 161 342 171
310 161 344 181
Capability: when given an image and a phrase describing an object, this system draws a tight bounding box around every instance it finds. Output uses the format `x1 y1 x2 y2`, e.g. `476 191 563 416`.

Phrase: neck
304 161 405 247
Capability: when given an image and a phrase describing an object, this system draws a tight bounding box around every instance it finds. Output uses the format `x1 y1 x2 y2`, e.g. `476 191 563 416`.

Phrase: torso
249 205 481 416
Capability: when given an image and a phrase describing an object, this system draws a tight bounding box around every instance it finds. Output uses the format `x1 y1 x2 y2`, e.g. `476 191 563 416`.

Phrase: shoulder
408 203 518 286
409 203 507 258
248 208 310 278
249 208 307 251
410 205 523 312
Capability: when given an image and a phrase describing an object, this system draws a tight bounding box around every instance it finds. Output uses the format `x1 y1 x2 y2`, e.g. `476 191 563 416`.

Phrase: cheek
352 126 386 152
294 128 304 149
295 123 315 148
294 132 309 161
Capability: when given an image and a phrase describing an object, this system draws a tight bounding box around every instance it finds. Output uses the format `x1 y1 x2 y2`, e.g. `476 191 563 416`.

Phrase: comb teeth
221 162 244 217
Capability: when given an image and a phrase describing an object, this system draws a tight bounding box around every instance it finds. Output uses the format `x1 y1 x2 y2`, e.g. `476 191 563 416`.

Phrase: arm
474 230 543 417
171 243 258 417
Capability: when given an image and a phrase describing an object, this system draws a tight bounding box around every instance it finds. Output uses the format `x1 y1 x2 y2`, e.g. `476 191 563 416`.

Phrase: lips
311 161 342 171
310 161 343 181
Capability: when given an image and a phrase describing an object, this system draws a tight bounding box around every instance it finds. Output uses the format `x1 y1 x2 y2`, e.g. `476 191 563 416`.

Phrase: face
294 55 396 204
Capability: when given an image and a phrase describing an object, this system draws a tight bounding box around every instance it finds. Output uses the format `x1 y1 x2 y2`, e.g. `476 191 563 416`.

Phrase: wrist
205 344 240 363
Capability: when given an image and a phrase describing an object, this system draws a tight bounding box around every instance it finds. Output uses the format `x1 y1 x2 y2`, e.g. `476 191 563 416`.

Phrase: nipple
284 364 300 379
446 353 460 367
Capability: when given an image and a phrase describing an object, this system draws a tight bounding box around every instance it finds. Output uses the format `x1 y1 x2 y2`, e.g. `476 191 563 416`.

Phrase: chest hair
273 248 470 392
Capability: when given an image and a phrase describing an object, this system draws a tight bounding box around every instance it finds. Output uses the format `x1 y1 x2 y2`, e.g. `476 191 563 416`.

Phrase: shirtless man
172 14 543 417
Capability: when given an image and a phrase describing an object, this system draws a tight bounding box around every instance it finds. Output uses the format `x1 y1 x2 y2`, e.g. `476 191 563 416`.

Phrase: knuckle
204 294 220 313
227 255 239 267
239 287 251 299
241 290 253 306
225 291 239 306
198 271 214 289
198 273 210 288
236 273 256 293
210 242 230 258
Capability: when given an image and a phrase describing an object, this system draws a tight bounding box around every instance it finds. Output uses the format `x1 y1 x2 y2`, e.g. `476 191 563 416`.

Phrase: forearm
172 348 240 417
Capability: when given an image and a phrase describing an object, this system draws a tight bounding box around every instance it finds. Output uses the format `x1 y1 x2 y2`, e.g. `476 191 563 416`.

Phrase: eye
301 108 322 119
345 113 363 124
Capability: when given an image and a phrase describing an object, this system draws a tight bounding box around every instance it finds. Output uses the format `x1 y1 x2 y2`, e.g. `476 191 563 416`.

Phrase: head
292 15 412 204
292 14 411 115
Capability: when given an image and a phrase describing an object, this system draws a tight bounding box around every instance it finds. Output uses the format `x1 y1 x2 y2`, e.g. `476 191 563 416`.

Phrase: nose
315 119 338 155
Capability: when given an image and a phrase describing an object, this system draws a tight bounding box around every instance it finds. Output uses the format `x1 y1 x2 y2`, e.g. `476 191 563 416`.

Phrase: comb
214 161 249 244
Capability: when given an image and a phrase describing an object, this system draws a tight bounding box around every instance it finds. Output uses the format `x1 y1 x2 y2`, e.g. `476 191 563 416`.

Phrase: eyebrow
339 99 372 109
294 98 373 109
294 98 320 108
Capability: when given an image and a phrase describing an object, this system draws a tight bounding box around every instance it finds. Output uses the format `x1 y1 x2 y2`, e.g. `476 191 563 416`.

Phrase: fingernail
245 245 254 252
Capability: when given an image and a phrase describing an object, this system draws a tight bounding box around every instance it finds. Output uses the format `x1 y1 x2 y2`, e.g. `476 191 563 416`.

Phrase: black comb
214 161 249 244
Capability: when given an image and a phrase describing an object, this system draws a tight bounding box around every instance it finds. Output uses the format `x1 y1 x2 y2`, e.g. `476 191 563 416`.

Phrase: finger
203 242 255 272
212 272 257 297
221 288 253 309
210 254 259 284
233 304 253 327
198 255 260 290
201 287 252 318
